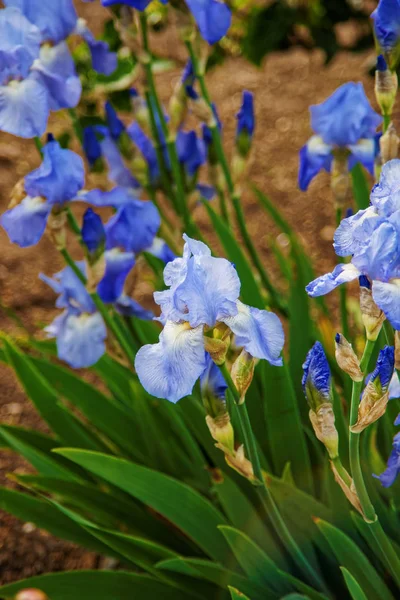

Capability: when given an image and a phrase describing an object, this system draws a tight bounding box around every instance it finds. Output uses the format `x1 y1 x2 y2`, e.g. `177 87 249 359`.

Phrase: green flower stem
383 113 391 134
185 40 284 313
331 456 352 487
34 136 43 156
349 339 400 587
60 248 136 366
216 185 230 227
219 362 327 592
139 14 199 237
68 108 84 144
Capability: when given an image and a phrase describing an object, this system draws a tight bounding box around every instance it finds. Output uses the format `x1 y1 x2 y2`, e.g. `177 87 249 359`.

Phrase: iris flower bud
351 346 395 433
359 276 385 341
231 349 256 404
302 342 339 459
331 150 350 208
47 208 68 251
335 333 363 382
380 121 399 164
81 208 106 292
375 55 398 117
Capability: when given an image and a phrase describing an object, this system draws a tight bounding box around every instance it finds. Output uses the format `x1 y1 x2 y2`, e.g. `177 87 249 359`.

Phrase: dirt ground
0 2 385 586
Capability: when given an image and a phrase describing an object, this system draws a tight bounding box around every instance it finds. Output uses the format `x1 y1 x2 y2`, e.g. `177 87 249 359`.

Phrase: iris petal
135 321 207 403
1 196 50 247
306 263 360 297
97 249 135 304
0 77 49 138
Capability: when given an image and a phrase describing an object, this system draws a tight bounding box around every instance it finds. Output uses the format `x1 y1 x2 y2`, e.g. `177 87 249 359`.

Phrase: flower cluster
135 235 284 402
307 159 400 330
0 1 116 138
299 82 382 191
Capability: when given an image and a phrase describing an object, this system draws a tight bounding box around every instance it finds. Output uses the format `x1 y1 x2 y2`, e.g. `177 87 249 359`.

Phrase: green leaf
213 475 287 567
0 427 80 481
29 355 146 460
0 487 119 556
0 571 189 600
0 424 59 454
351 164 370 210
2 338 104 451
261 360 313 494
315 519 394 600
340 567 369 600
203 202 264 309
158 558 272 600
229 587 251 600
54 449 230 562
219 526 293 595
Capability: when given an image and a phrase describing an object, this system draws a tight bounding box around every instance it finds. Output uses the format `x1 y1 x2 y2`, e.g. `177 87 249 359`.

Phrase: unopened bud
204 336 229 365
335 333 363 381
220 443 255 481
86 253 106 293
231 350 256 404
189 96 215 125
375 55 398 117
206 412 235 455
359 277 385 340
330 461 364 517
168 92 187 135
331 153 350 208
309 404 339 459
130 154 149 186
231 151 252 185
351 346 394 433
380 122 399 164
302 342 332 412
47 208 67 250
395 331 400 370
15 590 49 600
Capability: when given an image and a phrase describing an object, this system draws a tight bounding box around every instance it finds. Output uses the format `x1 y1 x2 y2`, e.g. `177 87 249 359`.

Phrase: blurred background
0 0 383 584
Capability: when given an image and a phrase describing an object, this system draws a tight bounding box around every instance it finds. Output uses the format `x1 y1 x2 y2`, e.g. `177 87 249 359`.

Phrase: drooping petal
105 101 125 139
348 138 377 175
99 134 139 189
298 136 332 191
1 196 50 247
372 279 400 329
41 262 95 313
75 19 117 76
105 199 160 253
310 82 382 147
176 129 206 176
24 137 84 203
5 0 78 43
370 158 400 217
145 237 176 264
135 321 207 403
115 295 154 319
32 42 81 110
83 126 102 167
0 6 41 81
46 309 107 368
97 248 135 303
306 263 360 297
127 122 159 182
333 207 383 257
78 186 138 208
0 77 49 138
184 0 231 45
222 301 284 366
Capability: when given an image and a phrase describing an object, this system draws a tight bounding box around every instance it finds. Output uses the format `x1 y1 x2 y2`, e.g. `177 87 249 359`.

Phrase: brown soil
0 3 384 585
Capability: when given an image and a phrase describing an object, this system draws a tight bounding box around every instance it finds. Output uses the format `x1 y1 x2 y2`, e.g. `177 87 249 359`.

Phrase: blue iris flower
200 354 228 401
145 237 176 264
41 262 107 368
184 0 231 45
302 342 331 407
97 249 136 303
105 199 161 254
299 82 382 191
0 6 82 138
128 122 160 183
307 158 400 329
1 138 84 247
176 130 206 177
135 234 284 403
96 127 140 189
372 0 400 59
369 346 395 391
